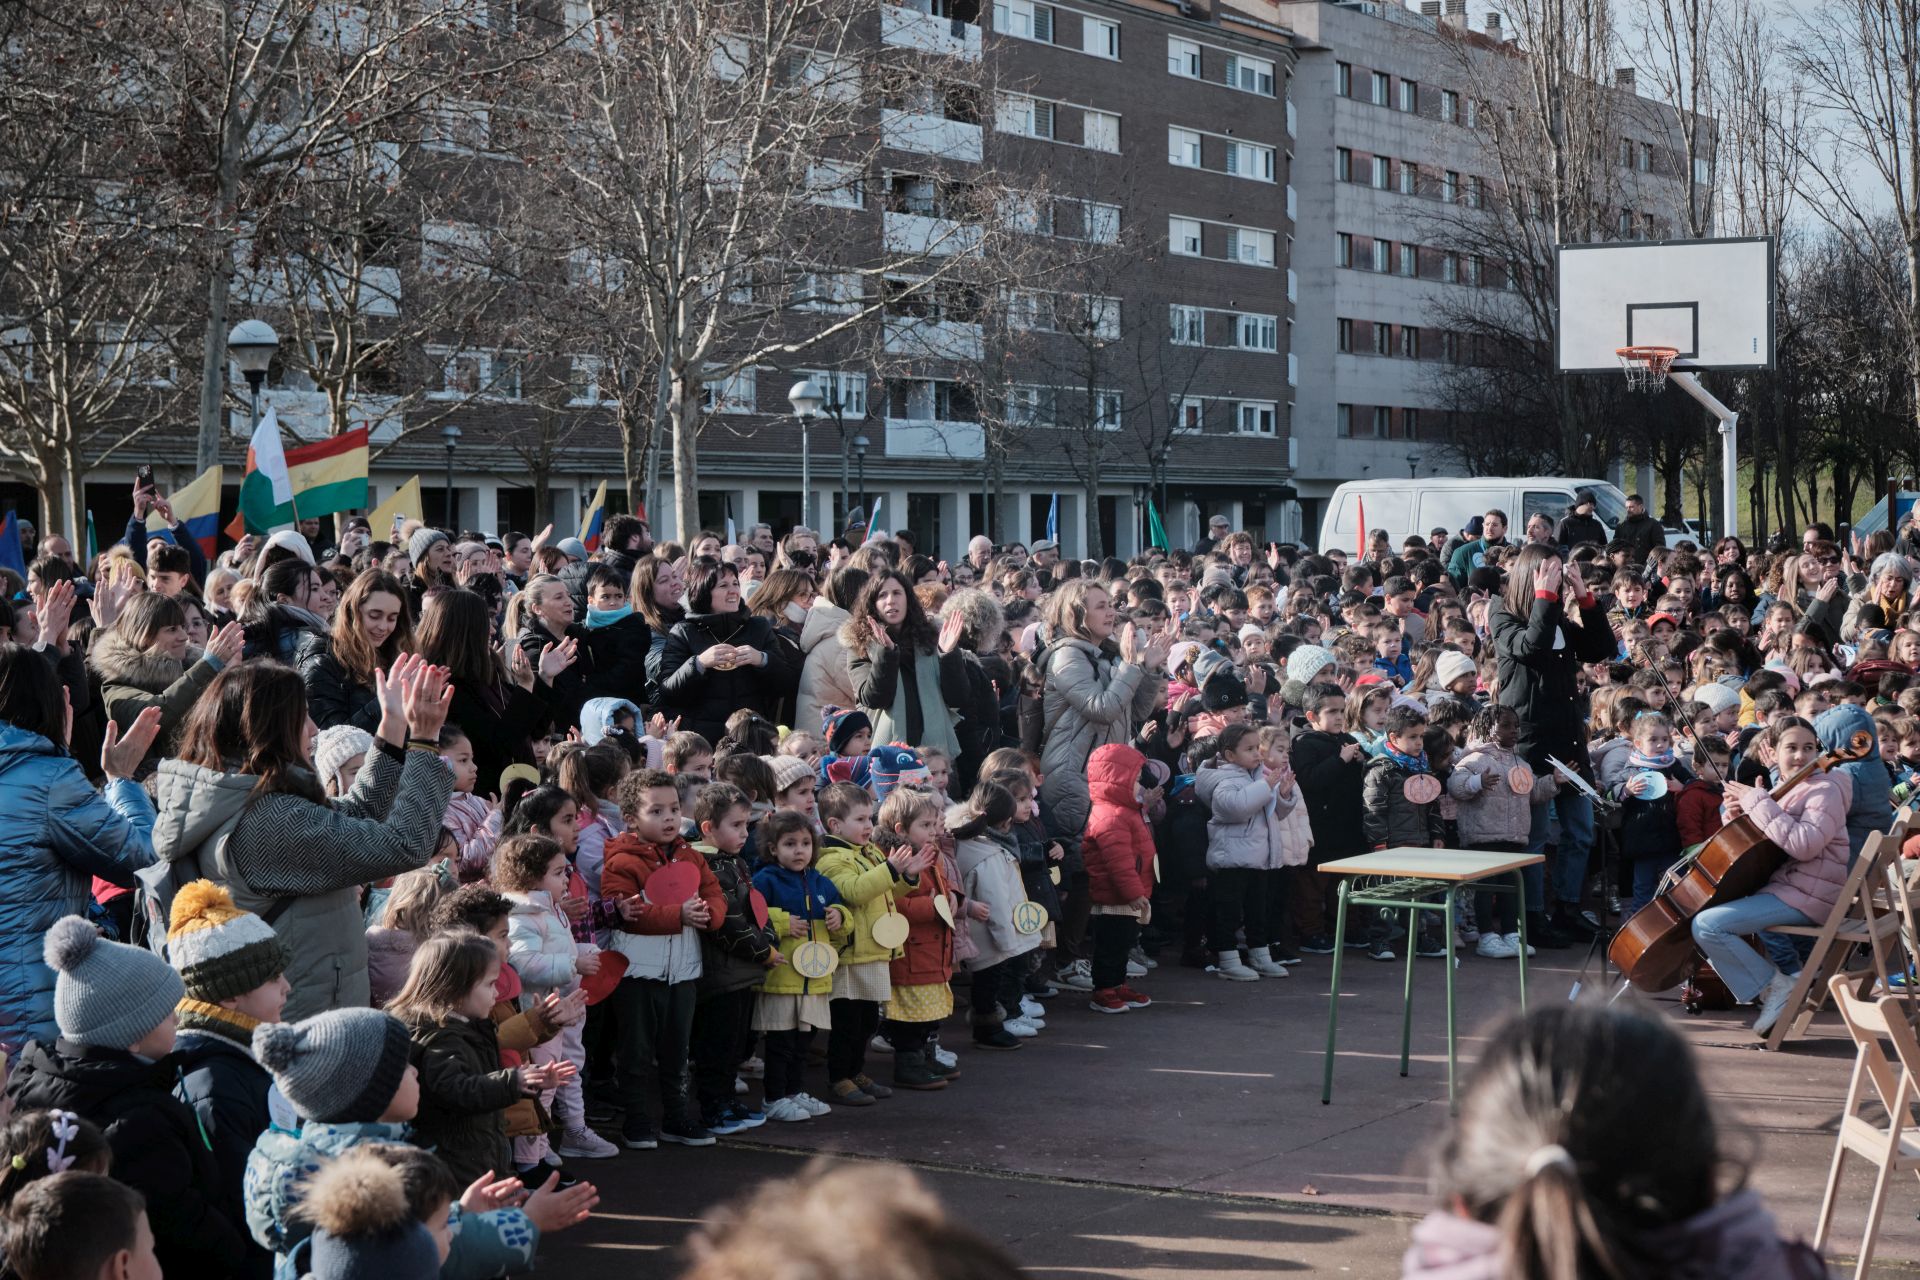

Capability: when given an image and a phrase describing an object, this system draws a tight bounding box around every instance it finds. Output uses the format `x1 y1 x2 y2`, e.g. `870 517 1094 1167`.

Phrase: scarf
586 603 633 628
1628 747 1676 771
175 998 262 1047
1382 742 1430 774
872 642 961 759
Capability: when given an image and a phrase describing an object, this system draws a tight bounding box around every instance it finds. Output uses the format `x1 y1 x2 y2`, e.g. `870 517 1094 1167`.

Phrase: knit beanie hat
264 529 316 566
821 705 872 756
254 1009 414 1124
313 725 374 793
1691 681 1741 716
407 527 449 566
868 744 930 801
762 754 815 797
1434 651 1478 691
301 1149 442 1280
1287 644 1338 687
167 881 293 1004
44 916 185 1049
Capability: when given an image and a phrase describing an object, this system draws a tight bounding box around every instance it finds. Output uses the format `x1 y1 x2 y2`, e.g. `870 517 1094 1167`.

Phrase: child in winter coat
688 783 781 1136
1677 733 1732 851
751 812 851 1122
366 869 450 1009
1446 705 1546 958
7 918 249 1278
1613 711 1694 916
438 727 501 884
245 1007 585 1280
1292 682 1379 958
950 779 1042 1050
495 834 609 1169
1080 743 1160 1013
1194 726 1301 983
816 782 930 1108
388 930 570 1186
875 787 961 1088
551 740 631 904
1362 706 1448 957
601 768 726 1151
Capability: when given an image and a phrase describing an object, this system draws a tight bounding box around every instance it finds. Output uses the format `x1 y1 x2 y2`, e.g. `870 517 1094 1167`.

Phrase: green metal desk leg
1444 886 1459 1109
1399 904 1418 1077
1321 878 1353 1104
1512 870 1529 1014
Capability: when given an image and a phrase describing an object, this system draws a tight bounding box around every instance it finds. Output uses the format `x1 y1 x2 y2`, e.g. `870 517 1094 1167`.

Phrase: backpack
131 815 291 960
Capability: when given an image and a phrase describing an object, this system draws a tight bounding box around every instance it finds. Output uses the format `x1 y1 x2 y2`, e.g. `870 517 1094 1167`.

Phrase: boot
892 1050 950 1090
1214 950 1260 981
1248 951 1291 978
1526 910 1571 950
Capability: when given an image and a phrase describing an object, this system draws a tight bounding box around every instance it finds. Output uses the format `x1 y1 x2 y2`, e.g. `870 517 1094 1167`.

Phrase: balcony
883 210 983 256
886 417 985 459
883 317 985 361
881 109 983 163
881 5 982 59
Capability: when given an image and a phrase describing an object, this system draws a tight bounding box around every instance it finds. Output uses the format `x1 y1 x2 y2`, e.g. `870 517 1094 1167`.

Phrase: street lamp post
1406 451 1419 479
227 319 280 435
787 379 824 534
853 434 870 520
441 423 462 529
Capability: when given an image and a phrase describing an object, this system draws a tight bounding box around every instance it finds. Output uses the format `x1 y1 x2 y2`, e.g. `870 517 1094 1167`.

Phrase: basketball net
1616 345 1678 394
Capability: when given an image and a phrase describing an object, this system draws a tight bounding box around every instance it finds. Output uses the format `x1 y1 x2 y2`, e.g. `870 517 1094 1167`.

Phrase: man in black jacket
1611 493 1665 565
1554 489 1609 552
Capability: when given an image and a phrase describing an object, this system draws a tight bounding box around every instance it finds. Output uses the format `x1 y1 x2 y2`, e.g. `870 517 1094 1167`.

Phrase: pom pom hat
43 916 184 1049
253 1009 413 1124
167 880 293 1004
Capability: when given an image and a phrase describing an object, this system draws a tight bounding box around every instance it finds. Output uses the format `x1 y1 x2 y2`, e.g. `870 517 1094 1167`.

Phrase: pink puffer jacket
1737 772 1853 922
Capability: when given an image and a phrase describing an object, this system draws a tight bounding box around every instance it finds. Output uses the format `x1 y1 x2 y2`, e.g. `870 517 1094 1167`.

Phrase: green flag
85 510 96 564
1146 498 1170 551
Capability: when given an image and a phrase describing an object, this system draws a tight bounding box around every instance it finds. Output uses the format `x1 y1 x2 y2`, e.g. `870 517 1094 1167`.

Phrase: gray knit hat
254 1009 414 1124
44 916 185 1049
407 527 449 566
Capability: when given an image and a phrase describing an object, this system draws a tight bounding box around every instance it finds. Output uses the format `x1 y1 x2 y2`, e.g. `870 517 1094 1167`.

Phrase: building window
1337 317 1353 352
1370 71 1390 105
1337 63 1351 96
1398 79 1418 112
1371 239 1390 272
1466 254 1483 286
1372 406 1391 438
796 369 868 417
1442 170 1459 202
1336 403 1353 437
1442 252 1458 283
1234 313 1278 352
1227 226 1276 266
1226 140 1275 181
1692 154 1711 184
1175 397 1205 433
1637 142 1652 173
1404 407 1421 440
1083 15 1119 58
1465 97 1478 128
702 368 757 415
1168 35 1201 77
1398 243 1417 276
1168 126 1201 168
1399 160 1418 195
1401 325 1419 358
994 0 1054 42
1236 401 1277 435
1370 155 1389 189
1169 304 1204 345
1466 175 1483 209
1335 147 1352 181
1441 89 1458 123
1372 321 1390 355
805 159 865 209
1618 207 1634 236
568 356 607 405
1225 53 1276 96
1171 216 1203 256
1083 109 1120 152
1084 201 1120 243
1618 136 1634 167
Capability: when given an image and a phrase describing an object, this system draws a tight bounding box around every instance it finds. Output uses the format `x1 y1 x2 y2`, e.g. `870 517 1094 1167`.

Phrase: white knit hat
314 725 374 792
1435 651 1478 690
1287 644 1338 687
1690 682 1741 716
263 529 316 565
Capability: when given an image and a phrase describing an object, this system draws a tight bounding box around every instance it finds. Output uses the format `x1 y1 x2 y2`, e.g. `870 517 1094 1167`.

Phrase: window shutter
1033 4 1052 42
1224 227 1239 260
1224 142 1239 174
1034 100 1054 137
1223 54 1238 86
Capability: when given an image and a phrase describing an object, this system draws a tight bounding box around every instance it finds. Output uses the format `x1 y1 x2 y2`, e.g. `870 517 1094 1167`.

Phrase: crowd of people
0 478 1890 1278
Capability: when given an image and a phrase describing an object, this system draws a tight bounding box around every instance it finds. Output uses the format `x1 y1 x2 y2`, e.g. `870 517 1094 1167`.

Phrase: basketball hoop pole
1668 371 1738 541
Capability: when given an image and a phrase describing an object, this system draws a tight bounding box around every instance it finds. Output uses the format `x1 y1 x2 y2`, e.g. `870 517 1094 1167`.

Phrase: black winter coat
446 675 552 797
1554 512 1609 551
695 845 780 998
1489 591 1615 777
297 634 381 732
652 611 801 743
1361 756 1447 849
172 1026 275 1278
949 650 1005 793
7 1039 250 1276
1614 761 1693 862
1612 513 1666 564
1293 730 1368 855
404 1015 520 1186
516 615 652 732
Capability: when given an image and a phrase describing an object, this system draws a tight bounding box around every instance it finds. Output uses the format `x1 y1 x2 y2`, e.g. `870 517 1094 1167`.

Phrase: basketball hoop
1616 346 1678 394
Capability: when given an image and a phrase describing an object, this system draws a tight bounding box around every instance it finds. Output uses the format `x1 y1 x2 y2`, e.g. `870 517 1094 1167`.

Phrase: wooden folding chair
1817 974 1920 1277
1764 827 1906 1050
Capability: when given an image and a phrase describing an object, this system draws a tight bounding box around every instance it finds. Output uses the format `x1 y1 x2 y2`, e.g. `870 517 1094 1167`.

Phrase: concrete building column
475 483 499 538
1011 490 1032 548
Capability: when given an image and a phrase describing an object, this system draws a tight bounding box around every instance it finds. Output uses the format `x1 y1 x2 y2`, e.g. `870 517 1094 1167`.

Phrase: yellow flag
367 476 423 540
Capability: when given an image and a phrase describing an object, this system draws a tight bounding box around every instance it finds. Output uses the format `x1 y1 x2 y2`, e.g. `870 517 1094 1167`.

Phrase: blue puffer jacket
0 720 156 1053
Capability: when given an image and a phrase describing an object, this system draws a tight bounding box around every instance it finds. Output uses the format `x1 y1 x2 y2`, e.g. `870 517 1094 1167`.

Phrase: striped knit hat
167 881 293 1004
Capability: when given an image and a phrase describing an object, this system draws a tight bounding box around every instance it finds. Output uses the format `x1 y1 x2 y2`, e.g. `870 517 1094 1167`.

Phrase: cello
1609 728 1873 992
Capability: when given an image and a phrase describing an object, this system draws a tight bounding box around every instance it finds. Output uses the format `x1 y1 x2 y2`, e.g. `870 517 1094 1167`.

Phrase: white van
1316 477 1629 552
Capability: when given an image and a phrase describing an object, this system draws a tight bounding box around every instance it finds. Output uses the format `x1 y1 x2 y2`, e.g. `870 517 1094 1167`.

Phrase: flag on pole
1046 493 1058 544
0 512 24 580
228 407 295 539
85 511 96 566
285 427 369 518
147 466 223 559
1356 495 1367 558
368 476 424 542
865 496 883 541
1146 498 1170 551
579 481 608 552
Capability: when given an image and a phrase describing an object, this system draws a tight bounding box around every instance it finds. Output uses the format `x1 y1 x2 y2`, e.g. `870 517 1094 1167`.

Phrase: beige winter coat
793 602 857 737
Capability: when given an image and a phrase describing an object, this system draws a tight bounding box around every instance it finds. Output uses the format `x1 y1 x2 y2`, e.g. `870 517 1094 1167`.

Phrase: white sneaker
556 1126 621 1159
738 1055 763 1078
1057 959 1094 990
734 1075 747 1095
1457 924 1481 945
868 1034 894 1055
1249 953 1292 978
1476 933 1518 959
1125 958 1148 978
764 1097 812 1123
1502 931 1536 957
1002 1017 1040 1038
1019 996 1046 1019
931 1045 958 1069
795 1092 832 1117
1752 971 1799 1035
1129 945 1159 970
1215 951 1260 981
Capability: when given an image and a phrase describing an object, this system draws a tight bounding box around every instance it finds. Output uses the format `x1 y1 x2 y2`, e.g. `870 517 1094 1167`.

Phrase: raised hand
523 1171 598 1233
101 706 163 781
537 637 578 682
373 654 414 745
460 1171 526 1215
1533 557 1563 596
869 620 895 650
532 523 555 551
204 620 246 666
404 660 454 740
88 577 133 630
938 610 965 655
507 640 536 691
1119 620 1143 664
34 579 75 653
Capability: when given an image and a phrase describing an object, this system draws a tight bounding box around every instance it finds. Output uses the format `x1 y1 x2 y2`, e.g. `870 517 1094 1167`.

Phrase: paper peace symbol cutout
1049 865 1062 885
498 763 541 794
790 940 839 980
1507 764 1536 795
1011 900 1048 935
1403 773 1443 805
644 861 701 906
933 894 956 927
749 888 771 930
870 912 911 950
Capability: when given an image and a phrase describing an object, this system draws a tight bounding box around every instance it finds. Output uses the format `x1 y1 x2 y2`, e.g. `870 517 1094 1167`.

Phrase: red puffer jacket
889 854 956 988
1083 743 1157 907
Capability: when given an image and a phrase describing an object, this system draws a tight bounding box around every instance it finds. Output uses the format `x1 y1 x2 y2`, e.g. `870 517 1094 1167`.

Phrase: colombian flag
580 480 607 553
148 465 223 558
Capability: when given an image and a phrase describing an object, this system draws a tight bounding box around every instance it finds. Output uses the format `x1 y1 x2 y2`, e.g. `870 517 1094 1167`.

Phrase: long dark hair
332 569 414 686
632 555 685 632
685 556 740 616
415 587 504 690
850 569 939 653
0 643 65 746
946 778 1017 840
1500 544 1563 622
504 783 575 837
175 663 325 801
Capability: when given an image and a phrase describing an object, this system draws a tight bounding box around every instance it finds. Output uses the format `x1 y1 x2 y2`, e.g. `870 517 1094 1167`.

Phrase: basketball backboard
1555 237 1775 372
